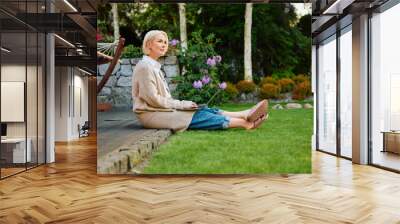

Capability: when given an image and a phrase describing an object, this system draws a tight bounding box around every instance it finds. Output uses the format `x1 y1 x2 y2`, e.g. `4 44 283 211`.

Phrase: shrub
173 31 227 105
292 80 312 100
225 82 239 99
259 77 278 87
272 70 295 79
278 78 295 93
121 44 142 58
292 74 309 84
260 83 280 99
236 80 256 94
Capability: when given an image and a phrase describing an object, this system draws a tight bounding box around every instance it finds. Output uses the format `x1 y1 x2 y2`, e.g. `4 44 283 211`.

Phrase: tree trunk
244 3 253 81
111 3 120 42
178 3 188 51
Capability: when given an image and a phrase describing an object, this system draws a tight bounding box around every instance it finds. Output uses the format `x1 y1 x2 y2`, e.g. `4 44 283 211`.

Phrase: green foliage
236 80 256 94
144 103 312 174
292 74 310 84
292 80 312 100
260 83 280 99
259 77 278 87
172 31 227 105
97 3 311 84
225 82 239 100
121 45 142 58
278 78 295 93
271 70 295 79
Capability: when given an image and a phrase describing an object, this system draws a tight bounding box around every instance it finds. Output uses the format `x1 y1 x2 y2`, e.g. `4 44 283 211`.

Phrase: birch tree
244 3 253 81
178 3 188 51
111 3 120 42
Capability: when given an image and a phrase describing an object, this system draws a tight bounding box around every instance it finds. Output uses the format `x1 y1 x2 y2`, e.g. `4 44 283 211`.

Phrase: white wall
55 67 89 141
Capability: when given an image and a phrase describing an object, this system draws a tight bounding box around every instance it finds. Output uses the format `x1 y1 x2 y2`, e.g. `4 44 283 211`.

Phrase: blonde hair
142 30 168 55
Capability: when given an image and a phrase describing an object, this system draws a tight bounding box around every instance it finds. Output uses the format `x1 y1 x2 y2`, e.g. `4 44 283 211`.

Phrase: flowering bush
278 78 295 93
292 74 309 84
259 77 278 87
167 39 180 55
260 83 280 99
292 80 312 100
225 82 239 100
236 80 256 94
172 31 228 105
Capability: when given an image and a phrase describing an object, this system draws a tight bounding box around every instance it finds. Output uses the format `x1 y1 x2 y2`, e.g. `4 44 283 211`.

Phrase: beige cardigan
132 56 195 132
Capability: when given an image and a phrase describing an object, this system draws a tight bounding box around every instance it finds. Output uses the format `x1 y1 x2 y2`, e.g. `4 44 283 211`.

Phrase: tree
178 3 188 51
244 3 253 81
111 3 120 41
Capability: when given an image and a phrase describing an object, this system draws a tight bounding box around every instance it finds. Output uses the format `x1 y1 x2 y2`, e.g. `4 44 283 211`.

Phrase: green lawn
143 103 313 174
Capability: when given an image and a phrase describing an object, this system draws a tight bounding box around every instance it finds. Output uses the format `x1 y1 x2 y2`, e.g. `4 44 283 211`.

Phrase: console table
1 138 31 163
381 131 400 154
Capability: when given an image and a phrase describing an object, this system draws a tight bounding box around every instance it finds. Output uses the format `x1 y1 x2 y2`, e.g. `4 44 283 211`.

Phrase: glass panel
27 31 38 169
340 28 352 158
317 35 337 154
38 32 45 165
0 10 27 177
371 4 400 171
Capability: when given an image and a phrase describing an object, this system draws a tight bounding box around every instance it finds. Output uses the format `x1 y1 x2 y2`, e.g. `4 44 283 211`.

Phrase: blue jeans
188 107 230 130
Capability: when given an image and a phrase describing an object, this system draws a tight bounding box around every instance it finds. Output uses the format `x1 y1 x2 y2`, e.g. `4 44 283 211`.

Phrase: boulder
286 103 302 109
130 58 141 65
164 65 179 78
116 76 132 87
272 104 284 110
303 103 313 109
164 56 178 65
119 64 133 77
99 87 112 96
121 58 131 65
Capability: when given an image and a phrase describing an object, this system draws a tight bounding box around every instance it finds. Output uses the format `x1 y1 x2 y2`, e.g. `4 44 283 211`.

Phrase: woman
132 30 268 132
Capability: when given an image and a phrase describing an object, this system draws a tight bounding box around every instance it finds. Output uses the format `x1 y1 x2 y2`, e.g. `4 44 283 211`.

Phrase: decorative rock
112 63 120 75
240 93 247 101
119 64 132 77
303 103 313 109
272 104 284 110
116 76 132 87
130 58 141 65
97 96 109 103
163 65 179 78
98 64 109 76
112 87 132 106
165 56 178 65
104 76 117 87
286 103 302 109
99 87 112 96
121 58 131 65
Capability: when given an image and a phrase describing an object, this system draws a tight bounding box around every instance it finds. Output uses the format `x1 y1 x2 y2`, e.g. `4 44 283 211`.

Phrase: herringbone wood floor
1 135 400 224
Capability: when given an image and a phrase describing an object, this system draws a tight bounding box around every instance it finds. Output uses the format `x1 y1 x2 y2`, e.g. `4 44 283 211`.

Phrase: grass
143 103 313 174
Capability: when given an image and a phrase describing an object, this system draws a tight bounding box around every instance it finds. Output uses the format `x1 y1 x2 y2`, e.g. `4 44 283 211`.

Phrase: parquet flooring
1 135 400 223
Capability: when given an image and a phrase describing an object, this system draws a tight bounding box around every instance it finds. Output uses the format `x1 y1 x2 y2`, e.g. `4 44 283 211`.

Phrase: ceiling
0 0 102 73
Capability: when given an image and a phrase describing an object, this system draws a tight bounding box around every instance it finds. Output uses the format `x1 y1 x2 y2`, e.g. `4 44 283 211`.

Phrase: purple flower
206 58 216 67
201 75 211 85
192 80 203 89
218 82 227 90
169 39 180 46
214 55 222 63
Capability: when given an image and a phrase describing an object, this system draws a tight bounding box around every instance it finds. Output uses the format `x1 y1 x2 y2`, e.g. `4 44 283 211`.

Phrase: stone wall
97 56 180 109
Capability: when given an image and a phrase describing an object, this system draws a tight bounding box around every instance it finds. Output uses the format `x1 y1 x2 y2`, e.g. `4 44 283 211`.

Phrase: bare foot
246 100 268 122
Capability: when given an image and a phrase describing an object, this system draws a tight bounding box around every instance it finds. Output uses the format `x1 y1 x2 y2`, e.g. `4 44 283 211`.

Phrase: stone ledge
97 129 172 174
